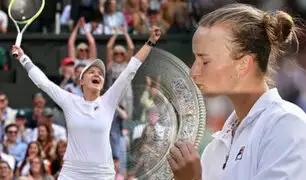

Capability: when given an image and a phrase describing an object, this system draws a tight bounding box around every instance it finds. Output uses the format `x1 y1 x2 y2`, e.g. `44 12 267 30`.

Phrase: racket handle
13 33 22 57
15 33 22 47
12 51 19 57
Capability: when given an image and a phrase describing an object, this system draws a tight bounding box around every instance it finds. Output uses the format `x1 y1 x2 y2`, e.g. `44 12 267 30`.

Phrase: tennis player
167 3 306 180
12 26 161 180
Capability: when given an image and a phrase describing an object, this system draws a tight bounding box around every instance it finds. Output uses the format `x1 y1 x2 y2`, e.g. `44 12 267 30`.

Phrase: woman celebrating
12 26 161 179
168 3 306 180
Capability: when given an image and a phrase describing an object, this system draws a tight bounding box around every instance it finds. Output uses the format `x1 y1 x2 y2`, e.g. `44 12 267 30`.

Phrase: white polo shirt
20 55 142 178
201 88 306 180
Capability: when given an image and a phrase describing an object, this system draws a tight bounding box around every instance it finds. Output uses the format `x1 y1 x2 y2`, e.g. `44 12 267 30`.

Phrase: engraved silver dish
125 48 206 180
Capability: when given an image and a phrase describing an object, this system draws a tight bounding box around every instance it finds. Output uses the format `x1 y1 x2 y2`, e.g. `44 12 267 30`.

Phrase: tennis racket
8 0 45 57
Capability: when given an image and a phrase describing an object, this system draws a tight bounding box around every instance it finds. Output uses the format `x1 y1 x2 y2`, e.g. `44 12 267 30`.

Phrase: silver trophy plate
124 48 206 180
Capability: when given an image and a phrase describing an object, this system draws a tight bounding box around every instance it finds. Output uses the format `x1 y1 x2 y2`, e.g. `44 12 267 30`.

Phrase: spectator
68 17 97 65
19 157 54 180
60 4 72 26
149 0 163 13
0 160 13 180
0 8 8 33
0 152 15 171
0 124 27 164
59 57 75 89
149 12 170 34
70 0 99 24
25 93 46 129
79 10 104 35
0 92 17 140
15 142 49 177
159 1 174 27
110 106 128 177
0 47 8 71
132 0 151 34
103 0 126 34
63 63 86 97
36 0 61 33
50 140 67 178
123 0 139 33
15 110 32 144
31 108 66 142
36 125 56 161
167 6 192 34
106 32 135 119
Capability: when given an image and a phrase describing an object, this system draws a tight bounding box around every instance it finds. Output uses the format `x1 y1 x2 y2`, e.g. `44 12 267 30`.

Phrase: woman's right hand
11 45 24 61
167 140 202 180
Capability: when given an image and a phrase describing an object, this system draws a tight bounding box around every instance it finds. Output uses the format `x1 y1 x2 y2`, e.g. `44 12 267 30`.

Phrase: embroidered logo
21 57 27 63
235 146 245 161
94 106 99 111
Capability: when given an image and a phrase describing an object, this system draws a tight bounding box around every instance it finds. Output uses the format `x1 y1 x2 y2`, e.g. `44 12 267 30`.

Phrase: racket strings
10 0 43 22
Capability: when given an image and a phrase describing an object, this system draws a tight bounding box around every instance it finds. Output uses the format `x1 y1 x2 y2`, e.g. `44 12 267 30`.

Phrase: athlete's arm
12 46 72 108
104 26 161 107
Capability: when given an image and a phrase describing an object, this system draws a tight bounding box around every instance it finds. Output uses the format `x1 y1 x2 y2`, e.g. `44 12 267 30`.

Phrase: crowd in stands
0 0 306 180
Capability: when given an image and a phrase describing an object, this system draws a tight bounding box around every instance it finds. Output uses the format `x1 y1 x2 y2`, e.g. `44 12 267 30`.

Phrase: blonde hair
198 3 298 87
113 45 127 54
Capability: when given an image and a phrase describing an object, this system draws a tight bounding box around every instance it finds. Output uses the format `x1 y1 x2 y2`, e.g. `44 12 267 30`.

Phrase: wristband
146 40 156 47
19 55 31 67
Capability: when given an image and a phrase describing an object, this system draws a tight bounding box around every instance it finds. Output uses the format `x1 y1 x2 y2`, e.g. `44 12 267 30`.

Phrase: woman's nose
190 60 202 80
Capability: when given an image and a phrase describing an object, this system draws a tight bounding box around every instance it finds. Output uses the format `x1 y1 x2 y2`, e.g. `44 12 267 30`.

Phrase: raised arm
116 106 128 121
124 27 135 61
106 35 117 69
68 19 81 61
80 17 97 61
104 26 161 108
12 46 72 109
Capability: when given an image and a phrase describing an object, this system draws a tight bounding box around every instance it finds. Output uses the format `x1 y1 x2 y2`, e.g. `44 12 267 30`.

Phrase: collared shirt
16 128 33 144
1 108 7 120
201 88 306 180
0 141 27 163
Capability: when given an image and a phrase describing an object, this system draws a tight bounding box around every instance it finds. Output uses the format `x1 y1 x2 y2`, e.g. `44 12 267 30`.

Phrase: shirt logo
235 146 245 161
21 57 26 63
94 106 99 111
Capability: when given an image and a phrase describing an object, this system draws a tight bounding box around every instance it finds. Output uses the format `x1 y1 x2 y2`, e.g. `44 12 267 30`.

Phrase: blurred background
0 0 306 179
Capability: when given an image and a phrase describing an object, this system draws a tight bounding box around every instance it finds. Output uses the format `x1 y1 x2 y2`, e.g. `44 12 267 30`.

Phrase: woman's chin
198 86 221 97
114 59 125 63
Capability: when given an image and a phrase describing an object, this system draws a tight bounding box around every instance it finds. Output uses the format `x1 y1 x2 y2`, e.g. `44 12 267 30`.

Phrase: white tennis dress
19 55 142 180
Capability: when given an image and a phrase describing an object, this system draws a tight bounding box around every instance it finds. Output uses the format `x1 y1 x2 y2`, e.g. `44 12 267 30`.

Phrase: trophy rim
131 48 206 180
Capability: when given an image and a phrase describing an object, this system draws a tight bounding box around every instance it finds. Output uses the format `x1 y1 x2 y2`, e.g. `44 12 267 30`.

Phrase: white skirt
58 160 115 180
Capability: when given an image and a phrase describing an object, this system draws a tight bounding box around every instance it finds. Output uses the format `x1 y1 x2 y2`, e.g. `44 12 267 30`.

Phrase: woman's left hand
149 26 161 43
